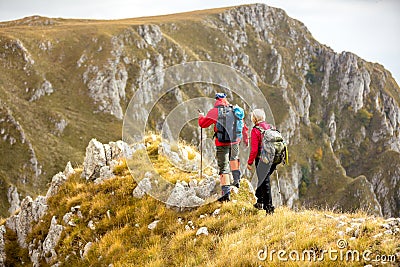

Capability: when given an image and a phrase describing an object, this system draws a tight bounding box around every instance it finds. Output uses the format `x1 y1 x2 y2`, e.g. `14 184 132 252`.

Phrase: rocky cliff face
0 4 399 218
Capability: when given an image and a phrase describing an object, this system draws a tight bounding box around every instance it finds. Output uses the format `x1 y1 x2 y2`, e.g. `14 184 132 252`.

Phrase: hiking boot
218 194 231 202
253 203 264 210
265 205 275 215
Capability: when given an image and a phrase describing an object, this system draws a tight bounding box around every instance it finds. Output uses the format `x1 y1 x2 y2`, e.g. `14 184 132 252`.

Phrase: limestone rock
81 139 107 180
6 195 48 248
43 217 64 264
29 240 43 267
87 220 96 231
46 172 67 199
196 227 209 236
212 209 221 217
337 52 371 113
62 212 74 226
7 185 20 214
138 25 162 47
109 140 133 160
132 177 152 199
166 182 205 209
10 39 35 66
29 80 54 102
0 225 6 266
194 176 217 199
82 35 128 120
81 242 93 259
63 161 75 178
94 166 115 184
148 220 159 230
82 139 133 181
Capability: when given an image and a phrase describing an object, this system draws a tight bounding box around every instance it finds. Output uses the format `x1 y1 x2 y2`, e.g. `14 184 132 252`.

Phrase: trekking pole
198 109 203 179
200 127 203 179
276 170 282 204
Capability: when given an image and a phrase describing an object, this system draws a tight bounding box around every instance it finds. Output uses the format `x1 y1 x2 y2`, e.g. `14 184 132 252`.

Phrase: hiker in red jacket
198 93 248 202
247 108 276 214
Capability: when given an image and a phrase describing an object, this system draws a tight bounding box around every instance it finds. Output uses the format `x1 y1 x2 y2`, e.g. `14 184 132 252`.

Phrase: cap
215 93 227 99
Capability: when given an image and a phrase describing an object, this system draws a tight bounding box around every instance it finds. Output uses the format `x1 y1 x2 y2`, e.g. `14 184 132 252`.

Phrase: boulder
82 139 133 181
132 177 152 199
46 172 67 199
196 227 209 236
166 182 205 209
81 139 107 180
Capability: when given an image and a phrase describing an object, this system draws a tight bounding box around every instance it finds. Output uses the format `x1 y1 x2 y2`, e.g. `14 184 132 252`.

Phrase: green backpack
255 126 288 165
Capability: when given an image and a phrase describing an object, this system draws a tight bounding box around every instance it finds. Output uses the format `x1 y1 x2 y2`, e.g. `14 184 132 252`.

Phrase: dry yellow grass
3 136 399 266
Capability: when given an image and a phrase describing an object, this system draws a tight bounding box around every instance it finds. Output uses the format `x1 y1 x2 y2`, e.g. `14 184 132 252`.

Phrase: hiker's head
215 93 227 99
215 92 229 105
251 109 265 124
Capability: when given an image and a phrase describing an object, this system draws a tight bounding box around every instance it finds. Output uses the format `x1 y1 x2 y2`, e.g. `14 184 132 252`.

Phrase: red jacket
248 121 272 165
198 99 248 147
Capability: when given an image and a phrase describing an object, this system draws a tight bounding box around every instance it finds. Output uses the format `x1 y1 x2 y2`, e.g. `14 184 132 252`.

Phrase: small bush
313 147 323 161
357 108 373 126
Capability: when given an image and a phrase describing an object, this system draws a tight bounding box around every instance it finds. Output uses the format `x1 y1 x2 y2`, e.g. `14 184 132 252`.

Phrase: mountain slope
0 137 399 266
0 4 399 218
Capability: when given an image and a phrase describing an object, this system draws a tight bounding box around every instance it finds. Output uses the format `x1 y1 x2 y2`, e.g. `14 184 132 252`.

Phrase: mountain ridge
0 3 399 219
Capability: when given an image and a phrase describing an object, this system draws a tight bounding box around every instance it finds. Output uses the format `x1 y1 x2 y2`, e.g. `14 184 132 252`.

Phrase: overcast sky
0 0 399 83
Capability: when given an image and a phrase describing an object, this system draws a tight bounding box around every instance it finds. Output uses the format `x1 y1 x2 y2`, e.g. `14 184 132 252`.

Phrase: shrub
313 147 323 161
357 108 373 126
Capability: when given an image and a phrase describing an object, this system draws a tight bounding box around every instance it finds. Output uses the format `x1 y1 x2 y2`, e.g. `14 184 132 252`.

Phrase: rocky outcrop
7 185 20 215
166 176 218 210
29 216 64 267
273 163 302 208
4 161 75 249
42 217 64 264
4 39 35 67
374 92 400 153
132 175 152 199
138 25 163 47
81 139 107 180
82 36 128 120
1 159 80 266
81 139 133 182
0 225 5 266
166 182 205 209
29 80 54 102
6 195 48 248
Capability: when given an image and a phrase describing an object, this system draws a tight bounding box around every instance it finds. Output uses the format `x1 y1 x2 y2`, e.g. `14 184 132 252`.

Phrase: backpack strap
254 125 265 134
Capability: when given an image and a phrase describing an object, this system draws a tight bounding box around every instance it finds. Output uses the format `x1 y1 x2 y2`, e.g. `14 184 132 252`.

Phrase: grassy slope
4 163 399 266
2 137 398 266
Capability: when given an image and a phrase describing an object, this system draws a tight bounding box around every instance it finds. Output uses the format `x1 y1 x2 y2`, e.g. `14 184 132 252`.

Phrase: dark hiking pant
255 157 276 209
